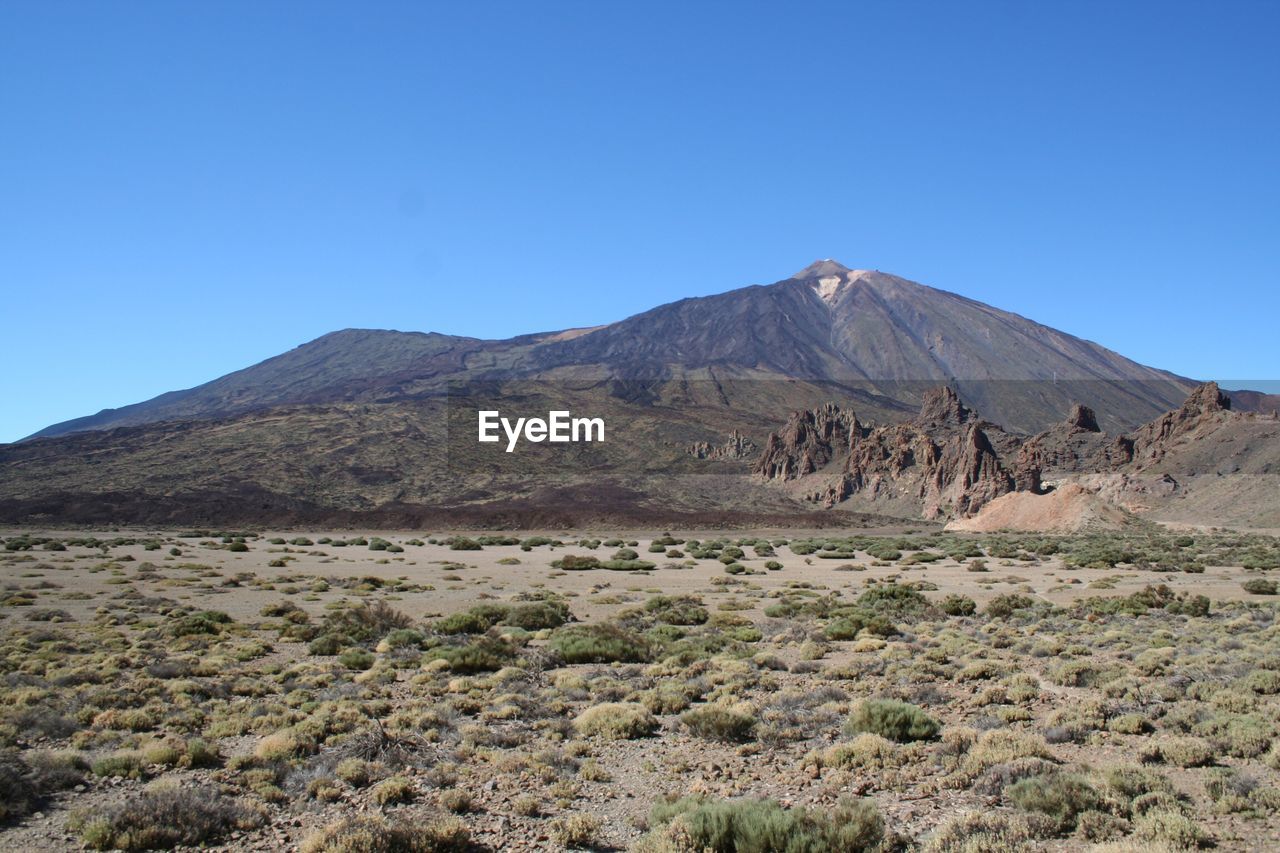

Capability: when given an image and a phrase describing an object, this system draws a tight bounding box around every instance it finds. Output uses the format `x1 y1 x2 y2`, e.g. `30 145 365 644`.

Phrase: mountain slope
28 330 486 439
29 261 1194 440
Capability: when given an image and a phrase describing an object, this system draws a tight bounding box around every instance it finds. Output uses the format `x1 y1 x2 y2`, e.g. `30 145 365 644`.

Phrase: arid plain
2 526 1280 851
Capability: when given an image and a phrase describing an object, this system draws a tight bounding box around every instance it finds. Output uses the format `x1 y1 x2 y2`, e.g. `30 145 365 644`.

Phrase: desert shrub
962 730 1054 779
1242 578 1278 595
446 537 482 551
169 610 233 637
1243 670 1280 695
91 752 146 780
71 783 263 850
505 600 570 630
824 734 898 772
434 611 491 635
985 594 1038 618
823 610 897 640
1006 772 1101 834
573 702 658 740
422 637 514 673
681 705 756 742
940 594 977 616
924 811 1052 852
300 815 472 853
323 601 413 644
439 789 473 814
644 595 709 626
970 757 1061 796
0 751 39 823
844 699 940 742
549 812 602 848
1110 713 1153 734
856 584 929 617
550 624 649 664
309 634 345 656
553 554 601 569
641 795 883 852
339 648 376 670
1132 809 1206 849
1150 736 1214 768
335 758 375 787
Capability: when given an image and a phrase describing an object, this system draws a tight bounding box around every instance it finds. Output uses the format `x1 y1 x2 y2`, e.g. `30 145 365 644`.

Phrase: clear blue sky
2 1 1277 442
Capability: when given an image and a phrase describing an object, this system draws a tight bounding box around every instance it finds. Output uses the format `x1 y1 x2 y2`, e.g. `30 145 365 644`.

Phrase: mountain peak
792 259 855 279
791 260 880 303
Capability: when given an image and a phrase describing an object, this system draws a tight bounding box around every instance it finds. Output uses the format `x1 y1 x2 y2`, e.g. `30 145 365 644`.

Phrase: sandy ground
2 528 1278 851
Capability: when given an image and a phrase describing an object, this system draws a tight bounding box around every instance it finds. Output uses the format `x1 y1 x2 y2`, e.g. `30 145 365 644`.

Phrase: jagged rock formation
1015 403 1132 479
1128 381 1231 465
754 381 1275 525
687 430 757 461
758 387 1030 519
754 404 860 479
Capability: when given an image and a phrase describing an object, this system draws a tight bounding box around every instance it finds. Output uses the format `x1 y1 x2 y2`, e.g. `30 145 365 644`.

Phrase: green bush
643 795 883 852
844 699 940 743
434 611 491 635
550 624 649 664
574 702 658 740
505 600 570 630
681 706 757 742
422 637 514 673
1006 773 1101 834
1242 578 1278 595
308 634 344 656
338 648 375 670
644 595 709 626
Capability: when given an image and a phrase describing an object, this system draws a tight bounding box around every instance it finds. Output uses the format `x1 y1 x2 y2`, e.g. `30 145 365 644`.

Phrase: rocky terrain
754 382 1280 529
5 262 1274 531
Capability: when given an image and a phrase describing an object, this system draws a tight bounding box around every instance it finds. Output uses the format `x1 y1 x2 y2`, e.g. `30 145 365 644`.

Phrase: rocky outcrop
1129 381 1231 465
754 404 860 480
759 387 1026 519
687 430 757 461
1014 402 1132 478
756 381 1279 526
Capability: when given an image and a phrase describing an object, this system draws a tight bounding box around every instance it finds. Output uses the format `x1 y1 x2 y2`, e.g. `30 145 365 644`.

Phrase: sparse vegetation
0 528 1276 850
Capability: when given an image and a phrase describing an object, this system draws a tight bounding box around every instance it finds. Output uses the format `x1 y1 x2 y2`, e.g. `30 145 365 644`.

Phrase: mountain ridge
26 261 1196 441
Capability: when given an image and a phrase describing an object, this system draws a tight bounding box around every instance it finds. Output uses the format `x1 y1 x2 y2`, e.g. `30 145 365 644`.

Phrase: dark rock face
755 381 1252 520
758 387 1027 519
1067 404 1101 432
755 404 860 479
1128 381 1232 465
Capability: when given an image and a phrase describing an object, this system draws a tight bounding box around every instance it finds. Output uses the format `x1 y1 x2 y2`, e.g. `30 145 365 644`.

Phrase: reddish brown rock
754 404 860 480
759 387 1025 519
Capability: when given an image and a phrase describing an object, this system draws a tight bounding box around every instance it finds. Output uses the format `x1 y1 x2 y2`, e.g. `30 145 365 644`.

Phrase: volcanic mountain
2 261 1215 526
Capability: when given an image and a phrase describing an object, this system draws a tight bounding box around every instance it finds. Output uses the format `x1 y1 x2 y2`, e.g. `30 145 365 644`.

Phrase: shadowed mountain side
0 381 913 526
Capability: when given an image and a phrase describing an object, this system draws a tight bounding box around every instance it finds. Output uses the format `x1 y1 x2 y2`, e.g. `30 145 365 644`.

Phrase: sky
2 1 1278 442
